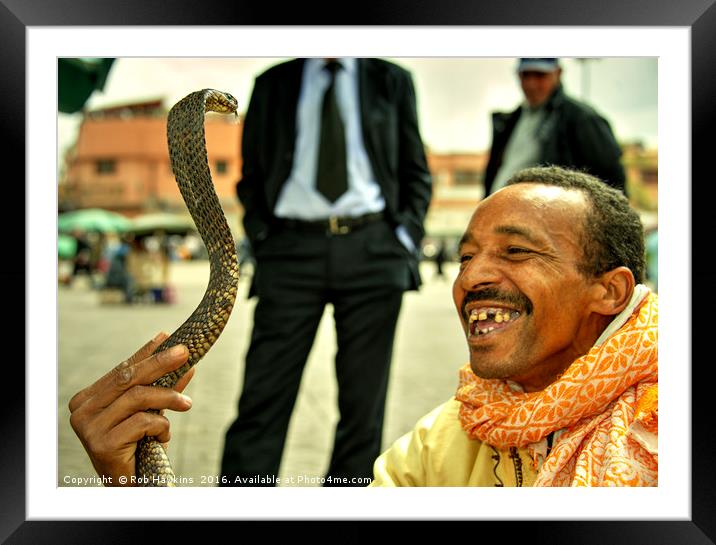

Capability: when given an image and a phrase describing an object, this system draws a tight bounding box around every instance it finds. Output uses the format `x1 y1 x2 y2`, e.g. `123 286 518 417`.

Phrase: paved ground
58 260 468 487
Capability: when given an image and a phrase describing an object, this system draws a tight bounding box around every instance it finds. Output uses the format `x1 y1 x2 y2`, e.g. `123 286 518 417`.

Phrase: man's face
519 68 561 108
453 184 600 392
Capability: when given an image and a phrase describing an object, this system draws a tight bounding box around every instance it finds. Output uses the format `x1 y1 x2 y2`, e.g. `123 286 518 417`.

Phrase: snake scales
135 89 240 486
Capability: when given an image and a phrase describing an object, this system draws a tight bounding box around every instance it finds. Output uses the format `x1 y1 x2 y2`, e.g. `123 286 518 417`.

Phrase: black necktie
316 61 348 203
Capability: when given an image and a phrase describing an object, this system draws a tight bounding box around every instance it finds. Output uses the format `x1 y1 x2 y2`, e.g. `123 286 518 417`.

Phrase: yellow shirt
370 399 539 487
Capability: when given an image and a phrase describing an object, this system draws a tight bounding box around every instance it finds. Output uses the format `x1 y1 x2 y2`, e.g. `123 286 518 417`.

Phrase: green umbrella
128 212 197 236
58 208 131 233
58 234 78 259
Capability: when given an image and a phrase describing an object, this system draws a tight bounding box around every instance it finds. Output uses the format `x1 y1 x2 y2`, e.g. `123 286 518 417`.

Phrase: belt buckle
328 216 350 235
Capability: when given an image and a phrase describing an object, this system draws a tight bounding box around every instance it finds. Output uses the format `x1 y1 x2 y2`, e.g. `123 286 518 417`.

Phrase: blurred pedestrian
103 234 134 303
70 229 92 286
153 230 172 303
434 238 449 279
221 58 432 486
126 237 154 302
88 232 107 285
484 58 626 196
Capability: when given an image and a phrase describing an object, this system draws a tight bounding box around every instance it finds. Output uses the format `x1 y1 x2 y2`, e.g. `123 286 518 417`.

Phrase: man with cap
483 58 626 195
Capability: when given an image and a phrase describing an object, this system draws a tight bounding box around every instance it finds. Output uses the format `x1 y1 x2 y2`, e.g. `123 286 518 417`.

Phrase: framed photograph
9 1 712 542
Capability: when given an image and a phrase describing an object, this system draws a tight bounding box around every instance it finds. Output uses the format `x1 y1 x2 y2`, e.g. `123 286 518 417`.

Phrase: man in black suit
220 58 432 485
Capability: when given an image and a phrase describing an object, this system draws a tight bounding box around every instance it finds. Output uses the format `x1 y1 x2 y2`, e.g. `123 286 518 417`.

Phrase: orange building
60 99 242 216
59 99 657 238
424 151 487 237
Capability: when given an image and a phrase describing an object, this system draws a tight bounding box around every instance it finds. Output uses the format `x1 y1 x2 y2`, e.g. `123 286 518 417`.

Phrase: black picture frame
5 1 712 543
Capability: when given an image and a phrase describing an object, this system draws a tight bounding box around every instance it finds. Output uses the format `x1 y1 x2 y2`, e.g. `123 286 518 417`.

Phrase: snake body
135 89 240 486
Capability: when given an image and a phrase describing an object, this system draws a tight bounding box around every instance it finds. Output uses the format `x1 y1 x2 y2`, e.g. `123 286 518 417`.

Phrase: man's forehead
461 183 588 243
498 182 584 203
478 184 587 216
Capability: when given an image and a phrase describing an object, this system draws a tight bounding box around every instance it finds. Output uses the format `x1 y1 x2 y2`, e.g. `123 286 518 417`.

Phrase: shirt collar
521 100 546 114
593 284 651 347
306 57 356 76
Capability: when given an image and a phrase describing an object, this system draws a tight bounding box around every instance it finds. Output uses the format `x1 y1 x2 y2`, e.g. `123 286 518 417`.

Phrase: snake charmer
69 88 656 487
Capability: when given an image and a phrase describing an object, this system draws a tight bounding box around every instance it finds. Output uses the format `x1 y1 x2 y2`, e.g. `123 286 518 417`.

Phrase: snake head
205 89 238 115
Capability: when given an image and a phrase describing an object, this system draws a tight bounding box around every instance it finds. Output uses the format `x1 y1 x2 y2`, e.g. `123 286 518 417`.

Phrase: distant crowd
60 230 208 304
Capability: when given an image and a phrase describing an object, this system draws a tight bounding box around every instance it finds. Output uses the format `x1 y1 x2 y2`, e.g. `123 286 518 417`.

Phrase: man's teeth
468 308 520 335
468 308 518 323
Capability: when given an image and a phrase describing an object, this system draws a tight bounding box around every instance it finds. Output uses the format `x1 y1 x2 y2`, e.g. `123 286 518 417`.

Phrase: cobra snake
135 89 239 486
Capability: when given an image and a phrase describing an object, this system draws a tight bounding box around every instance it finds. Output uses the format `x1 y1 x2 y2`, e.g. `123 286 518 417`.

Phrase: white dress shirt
274 58 415 252
274 58 384 219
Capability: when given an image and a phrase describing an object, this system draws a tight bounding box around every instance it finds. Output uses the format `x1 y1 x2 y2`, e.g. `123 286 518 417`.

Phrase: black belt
278 211 385 235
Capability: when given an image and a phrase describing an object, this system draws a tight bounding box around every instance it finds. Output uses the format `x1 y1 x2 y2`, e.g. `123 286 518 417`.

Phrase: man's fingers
98 385 192 431
68 332 169 413
156 367 194 419
71 343 189 414
91 345 190 411
111 411 173 446
127 332 169 365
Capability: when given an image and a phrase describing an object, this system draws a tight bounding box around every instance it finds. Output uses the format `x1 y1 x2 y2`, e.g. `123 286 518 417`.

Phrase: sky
57 57 657 160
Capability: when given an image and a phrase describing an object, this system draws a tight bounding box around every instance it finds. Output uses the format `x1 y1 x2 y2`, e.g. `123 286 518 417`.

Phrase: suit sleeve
396 72 433 248
569 109 627 193
236 77 272 248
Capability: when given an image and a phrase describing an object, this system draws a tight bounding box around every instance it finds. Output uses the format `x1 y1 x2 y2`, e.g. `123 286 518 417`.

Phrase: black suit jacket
236 58 432 276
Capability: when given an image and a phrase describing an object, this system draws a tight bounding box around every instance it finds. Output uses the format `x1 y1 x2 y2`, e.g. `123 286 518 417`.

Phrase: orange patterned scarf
456 288 658 486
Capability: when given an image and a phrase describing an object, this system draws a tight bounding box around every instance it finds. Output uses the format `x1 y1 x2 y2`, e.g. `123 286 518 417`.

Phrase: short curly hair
505 166 646 284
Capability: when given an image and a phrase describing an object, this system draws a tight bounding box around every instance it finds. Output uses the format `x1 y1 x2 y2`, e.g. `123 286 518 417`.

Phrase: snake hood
203 89 238 115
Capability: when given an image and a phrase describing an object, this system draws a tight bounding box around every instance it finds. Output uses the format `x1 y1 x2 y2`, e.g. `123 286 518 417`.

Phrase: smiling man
69 165 657 488
370 166 658 487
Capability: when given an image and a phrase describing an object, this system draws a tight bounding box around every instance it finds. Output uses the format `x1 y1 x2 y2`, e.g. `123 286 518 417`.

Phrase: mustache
461 287 533 320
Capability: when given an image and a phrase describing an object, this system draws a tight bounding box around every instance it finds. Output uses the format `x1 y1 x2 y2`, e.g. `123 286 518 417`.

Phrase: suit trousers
220 219 412 486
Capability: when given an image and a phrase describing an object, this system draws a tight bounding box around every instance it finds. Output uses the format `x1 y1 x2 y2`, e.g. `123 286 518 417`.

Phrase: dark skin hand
69 332 195 486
